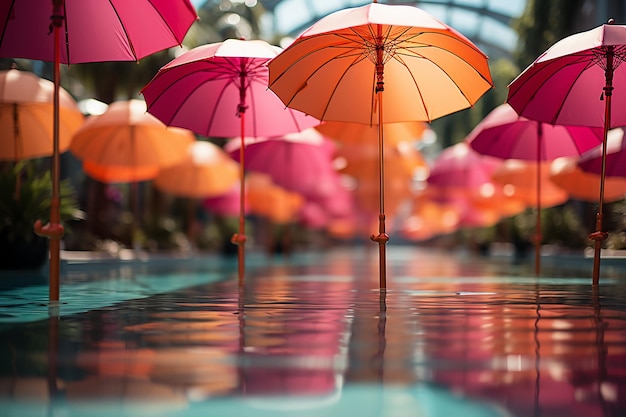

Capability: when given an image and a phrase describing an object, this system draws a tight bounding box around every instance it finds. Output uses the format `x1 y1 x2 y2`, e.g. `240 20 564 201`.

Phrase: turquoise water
1 246 625 417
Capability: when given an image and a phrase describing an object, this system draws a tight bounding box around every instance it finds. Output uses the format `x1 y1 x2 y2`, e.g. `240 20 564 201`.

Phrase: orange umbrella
401 199 461 242
342 142 427 217
155 141 240 243
317 120 429 149
491 160 569 208
70 100 195 247
82 161 160 183
246 173 304 224
268 1 493 288
70 100 194 169
549 156 626 203
154 141 239 199
0 68 84 161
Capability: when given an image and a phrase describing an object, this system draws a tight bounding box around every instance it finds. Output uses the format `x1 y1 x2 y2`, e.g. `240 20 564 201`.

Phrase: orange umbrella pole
232 89 247 286
534 124 542 276
35 0 65 304
590 45 614 286
369 48 388 289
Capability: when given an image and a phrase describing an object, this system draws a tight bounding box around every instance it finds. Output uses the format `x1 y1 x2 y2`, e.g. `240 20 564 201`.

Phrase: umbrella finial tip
608 18 615 24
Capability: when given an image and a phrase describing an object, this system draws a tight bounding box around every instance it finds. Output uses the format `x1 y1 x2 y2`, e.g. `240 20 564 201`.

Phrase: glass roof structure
261 0 527 60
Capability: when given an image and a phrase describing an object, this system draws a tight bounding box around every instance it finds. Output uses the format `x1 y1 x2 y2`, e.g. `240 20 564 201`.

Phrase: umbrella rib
0 1 15 48
107 2 139 60
269 34 367 102
142 0 195 48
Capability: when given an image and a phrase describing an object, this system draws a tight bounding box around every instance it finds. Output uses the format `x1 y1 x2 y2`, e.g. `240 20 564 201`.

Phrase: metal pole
35 0 65 303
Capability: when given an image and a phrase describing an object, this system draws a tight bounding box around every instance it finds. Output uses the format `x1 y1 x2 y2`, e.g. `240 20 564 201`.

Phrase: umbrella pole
34 1 64 304
534 124 542 276
369 46 388 289
590 47 614 286
231 98 247 286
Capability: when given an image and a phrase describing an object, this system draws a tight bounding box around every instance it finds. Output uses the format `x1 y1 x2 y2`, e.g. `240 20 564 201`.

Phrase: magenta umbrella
466 103 604 275
507 20 626 285
0 0 197 303
226 129 338 201
141 38 319 284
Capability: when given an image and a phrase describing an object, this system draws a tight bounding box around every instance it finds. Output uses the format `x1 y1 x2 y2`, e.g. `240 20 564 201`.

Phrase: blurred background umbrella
466 103 603 274
81 161 160 184
491 160 569 208
0 68 84 161
154 141 239 244
226 129 339 201
142 38 319 284
70 99 195 248
0 0 198 302
227 131 340 254
426 143 525 238
550 156 626 203
70 100 194 168
268 2 493 288
579 127 626 179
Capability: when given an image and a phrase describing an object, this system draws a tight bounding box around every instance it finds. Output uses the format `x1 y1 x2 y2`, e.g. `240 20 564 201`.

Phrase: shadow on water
0 247 626 416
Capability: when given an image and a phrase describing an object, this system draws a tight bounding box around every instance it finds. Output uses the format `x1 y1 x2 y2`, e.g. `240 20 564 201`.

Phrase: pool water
1 246 625 417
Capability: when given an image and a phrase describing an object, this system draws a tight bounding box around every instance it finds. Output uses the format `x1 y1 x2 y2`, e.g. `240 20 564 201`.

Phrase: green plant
0 160 80 244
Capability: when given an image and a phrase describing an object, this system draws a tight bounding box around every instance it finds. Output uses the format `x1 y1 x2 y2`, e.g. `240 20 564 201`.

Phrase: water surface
1 246 625 417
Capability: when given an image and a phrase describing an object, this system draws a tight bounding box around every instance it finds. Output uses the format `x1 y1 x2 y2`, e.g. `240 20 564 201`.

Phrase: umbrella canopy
466 103 603 274
0 0 198 64
203 185 244 218
0 69 84 161
317 121 429 148
0 0 197 302
491 160 569 208
550 156 626 203
579 127 626 178
82 160 160 183
426 143 525 230
70 100 194 169
401 198 461 242
267 1 493 288
141 39 319 139
142 38 319 284
507 20 626 284
427 143 502 193
226 130 339 200
467 104 604 161
245 173 303 224
154 141 239 199
70 99 195 249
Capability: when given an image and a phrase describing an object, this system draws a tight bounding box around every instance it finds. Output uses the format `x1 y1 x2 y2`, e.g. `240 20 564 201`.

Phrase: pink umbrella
426 143 525 230
466 103 603 275
427 142 502 193
0 0 198 302
141 38 319 284
226 129 339 201
507 20 626 285
203 185 244 218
